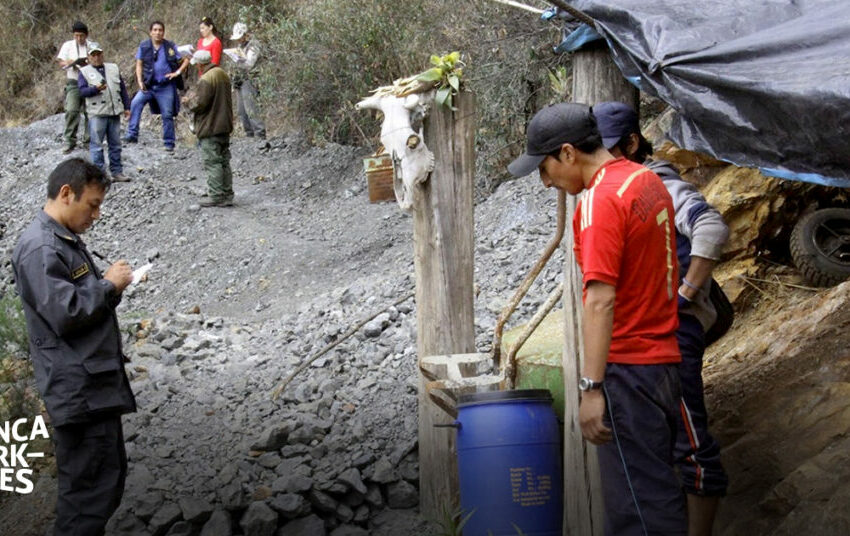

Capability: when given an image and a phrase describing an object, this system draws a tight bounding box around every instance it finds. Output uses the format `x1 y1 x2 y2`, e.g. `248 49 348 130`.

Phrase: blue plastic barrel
456 389 563 536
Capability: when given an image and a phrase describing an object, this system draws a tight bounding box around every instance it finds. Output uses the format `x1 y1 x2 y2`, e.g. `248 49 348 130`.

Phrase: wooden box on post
363 152 395 203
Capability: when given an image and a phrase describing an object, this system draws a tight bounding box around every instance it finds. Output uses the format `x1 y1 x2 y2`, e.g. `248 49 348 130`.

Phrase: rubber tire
790 207 850 287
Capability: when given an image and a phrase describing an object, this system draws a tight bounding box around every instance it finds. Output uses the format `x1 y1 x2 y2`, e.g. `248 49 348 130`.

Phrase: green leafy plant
0 293 38 424
416 51 464 109
0 293 27 360
433 503 476 536
548 65 570 100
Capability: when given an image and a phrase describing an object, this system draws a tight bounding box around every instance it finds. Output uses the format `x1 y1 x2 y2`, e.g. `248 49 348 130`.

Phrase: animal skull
356 92 435 211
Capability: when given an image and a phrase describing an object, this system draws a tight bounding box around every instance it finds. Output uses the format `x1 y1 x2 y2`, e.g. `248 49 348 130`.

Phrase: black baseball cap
593 101 640 149
508 103 599 178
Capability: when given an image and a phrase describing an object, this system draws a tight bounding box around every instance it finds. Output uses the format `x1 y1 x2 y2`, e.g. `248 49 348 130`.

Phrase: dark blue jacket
138 38 182 88
12 211 136 426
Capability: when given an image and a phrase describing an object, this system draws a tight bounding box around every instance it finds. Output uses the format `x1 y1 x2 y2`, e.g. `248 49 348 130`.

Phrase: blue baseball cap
593 101 640 149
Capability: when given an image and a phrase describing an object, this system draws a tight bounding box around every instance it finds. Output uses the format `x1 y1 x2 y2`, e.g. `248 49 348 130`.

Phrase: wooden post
562 42 639 535
415 91 477 517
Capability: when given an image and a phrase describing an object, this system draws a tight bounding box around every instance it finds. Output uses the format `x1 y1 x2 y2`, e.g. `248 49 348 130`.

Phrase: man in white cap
229 22 266 139
78 42 132 182
183 50 234 207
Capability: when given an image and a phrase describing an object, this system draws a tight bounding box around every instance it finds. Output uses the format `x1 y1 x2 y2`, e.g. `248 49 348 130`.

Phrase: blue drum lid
458 389 552 407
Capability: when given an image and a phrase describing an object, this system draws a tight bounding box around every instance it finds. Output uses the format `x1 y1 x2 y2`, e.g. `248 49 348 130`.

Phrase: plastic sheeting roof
561 0 850 187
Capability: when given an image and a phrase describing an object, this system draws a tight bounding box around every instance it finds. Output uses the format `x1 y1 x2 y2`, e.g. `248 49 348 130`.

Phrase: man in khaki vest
78 43 131 182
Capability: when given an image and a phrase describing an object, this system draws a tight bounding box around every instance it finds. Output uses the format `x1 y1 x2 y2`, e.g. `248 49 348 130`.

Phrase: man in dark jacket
11 158 137 535
183 50 234 207
123 20 188 152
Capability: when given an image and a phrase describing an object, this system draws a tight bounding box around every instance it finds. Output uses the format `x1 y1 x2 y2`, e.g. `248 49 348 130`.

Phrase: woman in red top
195 16 222 75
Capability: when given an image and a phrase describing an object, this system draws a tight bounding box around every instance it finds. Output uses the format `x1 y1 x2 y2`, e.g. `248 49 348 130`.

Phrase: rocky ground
0 114 563 536
1 113 848 536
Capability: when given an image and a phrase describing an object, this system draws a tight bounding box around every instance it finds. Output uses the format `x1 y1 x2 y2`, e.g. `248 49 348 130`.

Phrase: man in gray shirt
229 22 266 139
11 158 136 535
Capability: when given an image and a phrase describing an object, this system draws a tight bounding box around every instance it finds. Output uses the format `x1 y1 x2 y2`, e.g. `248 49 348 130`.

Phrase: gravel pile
0 114 564 535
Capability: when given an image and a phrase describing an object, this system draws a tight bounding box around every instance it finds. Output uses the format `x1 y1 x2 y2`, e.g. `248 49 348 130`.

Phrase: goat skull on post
356 91 435 211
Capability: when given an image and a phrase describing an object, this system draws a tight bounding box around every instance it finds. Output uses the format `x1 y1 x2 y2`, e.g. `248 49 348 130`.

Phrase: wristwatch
579 377 603 392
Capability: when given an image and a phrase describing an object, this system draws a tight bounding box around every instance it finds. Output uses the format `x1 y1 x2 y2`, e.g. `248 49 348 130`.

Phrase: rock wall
706 281 850 535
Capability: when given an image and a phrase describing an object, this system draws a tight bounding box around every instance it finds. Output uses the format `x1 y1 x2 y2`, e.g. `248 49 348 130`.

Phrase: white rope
488 0 546 15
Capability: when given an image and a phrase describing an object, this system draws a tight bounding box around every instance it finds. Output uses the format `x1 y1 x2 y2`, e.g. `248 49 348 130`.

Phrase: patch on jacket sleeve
72 263 90 280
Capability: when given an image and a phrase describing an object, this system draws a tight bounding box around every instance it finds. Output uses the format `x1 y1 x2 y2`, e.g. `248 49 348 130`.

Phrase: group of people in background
22 17 269 536
56 17 264 205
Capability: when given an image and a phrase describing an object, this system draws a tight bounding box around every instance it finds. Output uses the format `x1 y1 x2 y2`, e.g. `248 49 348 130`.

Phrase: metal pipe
503 281 564 388
492 189 566 368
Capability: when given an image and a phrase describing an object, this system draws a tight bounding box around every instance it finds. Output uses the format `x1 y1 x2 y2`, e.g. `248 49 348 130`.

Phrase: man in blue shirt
123 21 188 152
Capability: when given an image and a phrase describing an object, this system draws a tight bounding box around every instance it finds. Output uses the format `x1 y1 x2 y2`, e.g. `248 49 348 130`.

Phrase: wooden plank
415 91 477 517
563 42 639 536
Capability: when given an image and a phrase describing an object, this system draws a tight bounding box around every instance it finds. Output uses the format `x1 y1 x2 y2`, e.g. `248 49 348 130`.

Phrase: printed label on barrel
509 466 553 507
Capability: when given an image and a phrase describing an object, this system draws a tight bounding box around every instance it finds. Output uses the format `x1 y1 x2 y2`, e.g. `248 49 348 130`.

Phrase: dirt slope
706 281 850 535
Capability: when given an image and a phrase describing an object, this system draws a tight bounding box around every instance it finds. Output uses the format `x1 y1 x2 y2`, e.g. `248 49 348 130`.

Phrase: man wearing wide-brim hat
183 50 235 207
229 22 266 139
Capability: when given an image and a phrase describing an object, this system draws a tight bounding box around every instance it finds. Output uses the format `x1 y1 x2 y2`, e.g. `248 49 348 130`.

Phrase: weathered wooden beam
563 42 638 535
415 91 477 517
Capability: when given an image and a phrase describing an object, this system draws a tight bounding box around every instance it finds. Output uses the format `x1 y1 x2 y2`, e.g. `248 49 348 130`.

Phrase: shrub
0 293 38 424
255 0 568 189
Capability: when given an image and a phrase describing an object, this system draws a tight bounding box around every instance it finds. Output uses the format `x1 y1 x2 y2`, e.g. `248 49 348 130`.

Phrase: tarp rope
546 0 596 26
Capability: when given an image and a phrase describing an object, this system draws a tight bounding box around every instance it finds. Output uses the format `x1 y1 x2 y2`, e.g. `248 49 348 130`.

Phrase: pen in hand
92 251 133 291
91 250 111 264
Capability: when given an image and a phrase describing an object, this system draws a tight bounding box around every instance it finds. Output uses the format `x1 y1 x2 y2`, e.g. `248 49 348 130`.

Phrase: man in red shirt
509 103 686 535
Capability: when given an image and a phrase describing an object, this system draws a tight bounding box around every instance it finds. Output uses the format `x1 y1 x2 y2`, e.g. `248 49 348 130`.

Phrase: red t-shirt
196 36 222 74
573 158 681 365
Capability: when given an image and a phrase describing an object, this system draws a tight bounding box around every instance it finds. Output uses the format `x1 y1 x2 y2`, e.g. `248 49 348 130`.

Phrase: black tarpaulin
567 0 850 187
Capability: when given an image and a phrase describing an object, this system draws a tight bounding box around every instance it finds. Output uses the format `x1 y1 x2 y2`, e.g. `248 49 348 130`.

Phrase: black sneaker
122 136 138 144
164 146 174 153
